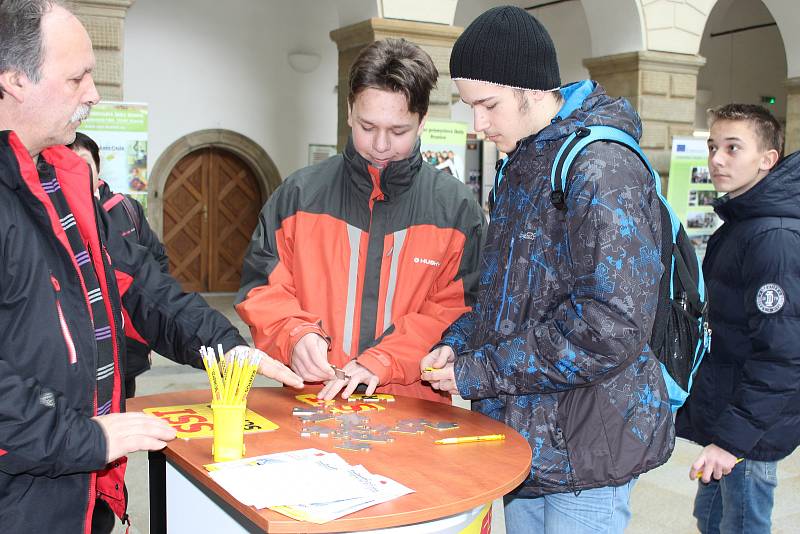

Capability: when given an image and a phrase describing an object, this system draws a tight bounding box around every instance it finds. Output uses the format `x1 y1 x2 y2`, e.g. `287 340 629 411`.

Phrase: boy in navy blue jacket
676 104 800 533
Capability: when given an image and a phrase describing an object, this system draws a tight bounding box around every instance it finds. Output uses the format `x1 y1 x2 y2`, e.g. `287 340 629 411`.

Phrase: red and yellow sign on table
143 403 278 439
144 395 390 439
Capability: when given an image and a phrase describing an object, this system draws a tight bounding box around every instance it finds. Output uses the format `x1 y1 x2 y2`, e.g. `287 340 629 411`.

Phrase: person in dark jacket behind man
0 2 303 533
69 131 169 398
421 6 674 533
675 104 799 534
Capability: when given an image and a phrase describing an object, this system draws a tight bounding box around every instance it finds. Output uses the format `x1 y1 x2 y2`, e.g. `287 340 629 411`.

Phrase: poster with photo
420 119 468 183
687 189 718 207
308 144 336 166
666 136 720 259
686 211 719 230
78 102 148 208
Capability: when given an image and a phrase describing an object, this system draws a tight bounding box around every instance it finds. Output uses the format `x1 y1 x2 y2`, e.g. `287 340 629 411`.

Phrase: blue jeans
693 459 777 534
503 480 635 533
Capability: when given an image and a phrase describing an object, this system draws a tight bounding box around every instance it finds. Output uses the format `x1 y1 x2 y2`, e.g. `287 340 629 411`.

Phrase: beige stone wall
584 51 706 190
785 77 800 155
642 0 713 55
70 0 134 101
330 18 462 152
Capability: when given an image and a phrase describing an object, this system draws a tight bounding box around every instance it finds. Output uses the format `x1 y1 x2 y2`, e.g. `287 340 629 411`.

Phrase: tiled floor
116 293 800 533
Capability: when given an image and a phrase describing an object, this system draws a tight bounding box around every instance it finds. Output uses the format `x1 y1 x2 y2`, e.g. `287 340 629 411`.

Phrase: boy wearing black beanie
422 6 674 533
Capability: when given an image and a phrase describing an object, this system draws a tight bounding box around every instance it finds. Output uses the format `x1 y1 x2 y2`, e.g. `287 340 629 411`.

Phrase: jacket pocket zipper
51 275 78 364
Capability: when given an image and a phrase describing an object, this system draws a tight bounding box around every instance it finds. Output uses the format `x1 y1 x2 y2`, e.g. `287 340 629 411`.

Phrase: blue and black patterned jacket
441 81 675 497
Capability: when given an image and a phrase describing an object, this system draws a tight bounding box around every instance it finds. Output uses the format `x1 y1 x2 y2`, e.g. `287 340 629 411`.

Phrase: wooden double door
163 147 263 292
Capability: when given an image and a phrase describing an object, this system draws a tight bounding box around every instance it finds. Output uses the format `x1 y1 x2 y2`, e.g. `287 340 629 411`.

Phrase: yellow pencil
219 345 233 401
228 349 246 404
199 346 214 398
225 349 237 403
234 351 262 405
223 357 234 402
200 346 211 376
201 346 224 402
217 346 227 377
695 457 744 479
435 434 505 445
234 367 257 405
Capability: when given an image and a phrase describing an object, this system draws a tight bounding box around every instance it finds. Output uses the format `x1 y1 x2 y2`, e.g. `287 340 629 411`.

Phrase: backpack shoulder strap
119 195 142 238
102 192 126 211
103 192 142 238
550 125 661 210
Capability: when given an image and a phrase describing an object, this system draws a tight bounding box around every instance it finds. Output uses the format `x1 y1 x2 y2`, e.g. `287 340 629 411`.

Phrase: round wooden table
128 387 531 533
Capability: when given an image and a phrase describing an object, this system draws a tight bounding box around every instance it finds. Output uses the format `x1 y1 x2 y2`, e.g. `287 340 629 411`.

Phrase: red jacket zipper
51 275 78 364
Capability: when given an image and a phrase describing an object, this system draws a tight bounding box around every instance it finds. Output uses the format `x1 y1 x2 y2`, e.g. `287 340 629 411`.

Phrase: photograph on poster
420 120 468 183
690 166 711 184
465 138 482 206
690 235 711 248
127 140 148 192
686 211 718 229
688 190 718 206
690 234 712 255
78 102 149 207
308 144 336 166
667 137 713 259
422 150 460 179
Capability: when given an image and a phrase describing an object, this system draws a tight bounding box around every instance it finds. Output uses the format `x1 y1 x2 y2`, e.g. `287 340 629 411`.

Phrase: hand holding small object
421 346 458 394
318 361 379 400
291 333 334 382
689 444 742 483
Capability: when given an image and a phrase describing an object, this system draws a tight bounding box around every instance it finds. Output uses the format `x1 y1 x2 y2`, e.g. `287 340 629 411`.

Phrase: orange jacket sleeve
235 198 329 365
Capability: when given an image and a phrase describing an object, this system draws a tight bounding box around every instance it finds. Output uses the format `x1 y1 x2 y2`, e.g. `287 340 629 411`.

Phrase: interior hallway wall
697 0 787 129
123 0 340 180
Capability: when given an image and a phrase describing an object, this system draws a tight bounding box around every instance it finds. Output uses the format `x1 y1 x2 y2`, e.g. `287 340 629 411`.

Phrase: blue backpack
549 125 711 410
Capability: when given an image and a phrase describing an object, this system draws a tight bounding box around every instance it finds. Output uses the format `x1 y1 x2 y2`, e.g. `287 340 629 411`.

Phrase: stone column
330 18 462 152
785 77 800 155
584 51 706 190
70 0 135 101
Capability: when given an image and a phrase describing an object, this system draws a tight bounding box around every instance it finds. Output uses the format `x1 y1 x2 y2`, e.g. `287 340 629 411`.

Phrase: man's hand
317 360 379 401
252 347 303 388
290 333 334 382
690 443 740 483
420 346 458 395
92 412 177 464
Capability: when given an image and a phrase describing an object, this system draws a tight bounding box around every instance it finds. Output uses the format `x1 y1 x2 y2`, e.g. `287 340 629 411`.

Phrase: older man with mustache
0 1 302 532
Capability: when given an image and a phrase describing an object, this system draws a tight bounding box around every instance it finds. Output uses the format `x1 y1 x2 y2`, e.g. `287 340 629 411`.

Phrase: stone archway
762 0 800 79
581 0 646 57
148 130 281 291
761 0 800 153
148 129 281 238
697 0 787 129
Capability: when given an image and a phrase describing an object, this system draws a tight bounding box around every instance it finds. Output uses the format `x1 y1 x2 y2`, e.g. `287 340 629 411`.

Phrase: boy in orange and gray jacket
236 39 485 402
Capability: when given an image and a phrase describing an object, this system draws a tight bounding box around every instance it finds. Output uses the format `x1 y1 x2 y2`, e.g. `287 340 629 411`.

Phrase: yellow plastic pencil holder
211 403 246 462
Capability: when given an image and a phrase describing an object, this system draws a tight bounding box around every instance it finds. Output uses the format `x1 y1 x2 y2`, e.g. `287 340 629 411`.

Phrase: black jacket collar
343 136 422 200
714 150 800 223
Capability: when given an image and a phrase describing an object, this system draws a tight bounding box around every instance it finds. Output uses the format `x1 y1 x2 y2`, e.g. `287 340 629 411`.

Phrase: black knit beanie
450 5 560 91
